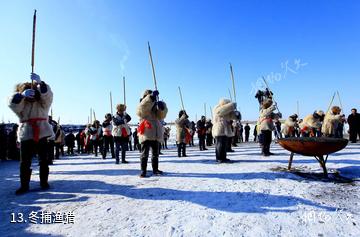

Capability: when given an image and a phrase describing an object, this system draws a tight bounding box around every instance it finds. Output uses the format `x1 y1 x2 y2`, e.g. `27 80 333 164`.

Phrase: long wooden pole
123 76 126 105
148 41 158 91
229 63 237 104
90 108 92 123
297 101 299 116
262 76 281 114
31 10 37 87
110 91 113 114
93 110 96 121
210 106 213 118
204 103 207 118
326 92 336 113
336 91 343 111
228 88 233 101
178 86 185 110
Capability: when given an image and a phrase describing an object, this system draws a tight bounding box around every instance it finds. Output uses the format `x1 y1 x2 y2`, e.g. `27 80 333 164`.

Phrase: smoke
109 34 130 75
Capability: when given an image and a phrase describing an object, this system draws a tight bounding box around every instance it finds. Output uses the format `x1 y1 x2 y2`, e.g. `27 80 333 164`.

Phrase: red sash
21 117 48 143
138 120 152 135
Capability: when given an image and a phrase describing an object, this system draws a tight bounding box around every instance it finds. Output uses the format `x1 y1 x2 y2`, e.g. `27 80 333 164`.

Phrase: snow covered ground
1 140 360 237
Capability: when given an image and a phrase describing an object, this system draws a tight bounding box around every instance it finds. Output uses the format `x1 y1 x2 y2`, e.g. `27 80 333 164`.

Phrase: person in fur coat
212 98 241 162
112 104 131 164
8 73 54 194
299 110 325 137
257 99 281 156
102 113 115 159
321 106 342 137
282 114 298 138
175 110 191 157
136 90 168 177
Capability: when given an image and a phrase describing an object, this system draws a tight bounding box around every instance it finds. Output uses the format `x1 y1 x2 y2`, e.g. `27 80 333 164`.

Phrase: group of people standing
5 73 360 195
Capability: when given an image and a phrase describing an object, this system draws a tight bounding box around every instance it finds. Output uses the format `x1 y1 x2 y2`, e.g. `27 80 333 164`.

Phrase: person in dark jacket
253 125 258 142
0 124 7 161
348 108 360 143
75 129 84 154
244 123 251 142
189 121 196 146
197 116 207 151
65 131 75 155
205 119 213 146
133 128 140 152
8 124 20 160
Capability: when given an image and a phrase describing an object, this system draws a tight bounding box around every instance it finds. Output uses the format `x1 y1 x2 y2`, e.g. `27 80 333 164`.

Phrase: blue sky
0 0 359 124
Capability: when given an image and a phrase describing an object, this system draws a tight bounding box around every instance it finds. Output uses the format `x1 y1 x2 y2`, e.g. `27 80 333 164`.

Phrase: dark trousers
77 141 84 153
103 135 115 158
20 138 49 188
90 140 101 156
260 130 272 155
55 143 64 159
115 136 129 162
47 140 55 163
140 140 160 173
215 136 228 161
245 132 250 142
349 128 360 143
177 142 186 157
206 134 213 146
163 139 168 149
134 141 140 151
227 137 233 151
67 145 74 155
128 140 133 151
198 135 206 150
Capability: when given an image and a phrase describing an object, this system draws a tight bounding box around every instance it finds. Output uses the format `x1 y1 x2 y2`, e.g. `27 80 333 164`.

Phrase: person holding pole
175 110 191 157
212 98 241 162
137 90 168 177
257 99 281 156
112 104 131 164
8 73 54 194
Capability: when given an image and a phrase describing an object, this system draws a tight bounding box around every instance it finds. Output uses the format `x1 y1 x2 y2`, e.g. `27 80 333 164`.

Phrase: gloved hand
156 101 165 110
277 112 282 119
30 73 41 83
152 90 159 97
233 102 237 110
22 89 35 98
273 102 277 107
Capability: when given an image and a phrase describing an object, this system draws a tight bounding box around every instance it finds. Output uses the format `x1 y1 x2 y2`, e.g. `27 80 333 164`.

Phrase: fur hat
142 90 152 99
290 114 298 119
331 106 341 115
116 104 126 112
313 110 325 119
179 110 186 118
261 99 273 109
219 98 231 106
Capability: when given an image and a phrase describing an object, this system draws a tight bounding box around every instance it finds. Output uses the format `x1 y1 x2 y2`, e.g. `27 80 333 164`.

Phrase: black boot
140 158 147 178
152 159 163 175
177 145 181 157
15 168 32 195
40 166 50 190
